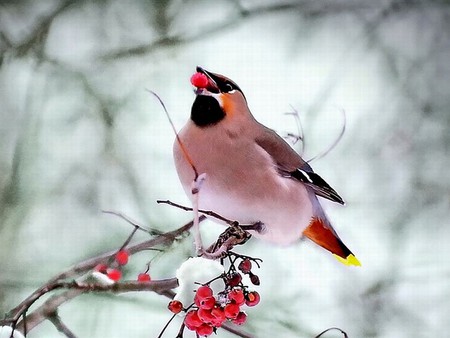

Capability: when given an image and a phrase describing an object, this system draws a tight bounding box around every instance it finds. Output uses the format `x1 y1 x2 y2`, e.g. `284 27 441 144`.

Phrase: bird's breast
173 122 314 245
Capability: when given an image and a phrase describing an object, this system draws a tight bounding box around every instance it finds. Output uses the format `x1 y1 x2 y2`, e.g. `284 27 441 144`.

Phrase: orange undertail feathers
303 217 361 267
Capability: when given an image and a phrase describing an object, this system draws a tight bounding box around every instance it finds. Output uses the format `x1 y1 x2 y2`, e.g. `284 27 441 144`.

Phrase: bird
173 66 360 266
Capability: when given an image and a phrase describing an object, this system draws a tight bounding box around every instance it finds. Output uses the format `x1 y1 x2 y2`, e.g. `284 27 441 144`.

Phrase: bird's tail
302 217 361 266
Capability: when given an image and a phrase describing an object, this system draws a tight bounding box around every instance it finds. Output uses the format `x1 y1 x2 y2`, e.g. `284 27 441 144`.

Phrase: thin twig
314 327 349 338
103 210 156 257
285 105 305 155
220 323 255 338
157 312 179 338
47 312 78 338
157 199 236 225
148 90 198 179
307 108 346 163
148 89 209 255
102 210 162 235
175 323 185 338
101 2 387 61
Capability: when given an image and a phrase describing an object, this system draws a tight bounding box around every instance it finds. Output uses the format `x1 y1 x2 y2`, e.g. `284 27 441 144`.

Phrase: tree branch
2 218 200 332
11 279 179 333
47 311 78 338
157 199 237 225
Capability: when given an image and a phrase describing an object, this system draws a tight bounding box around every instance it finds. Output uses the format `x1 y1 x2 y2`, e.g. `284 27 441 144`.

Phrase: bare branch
157 199 236 225
13 0 77 58
284 105 305 155
148 90 199 179
102 210 162 235
220 322 255 338
314 327 349 338
11 279 178 333
4 219 197 328
307 108 346 163
100 1 394 61
47 312 78 338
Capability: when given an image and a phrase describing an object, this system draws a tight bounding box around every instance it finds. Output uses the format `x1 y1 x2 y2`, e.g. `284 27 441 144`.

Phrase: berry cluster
167 254 261 337
93 249 151 283
231 258 260 286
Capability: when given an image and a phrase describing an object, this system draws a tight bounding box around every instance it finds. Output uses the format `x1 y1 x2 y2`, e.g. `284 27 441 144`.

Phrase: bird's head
190 66 249 127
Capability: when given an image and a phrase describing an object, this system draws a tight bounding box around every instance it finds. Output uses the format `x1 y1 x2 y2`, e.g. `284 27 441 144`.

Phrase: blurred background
1 0 450 337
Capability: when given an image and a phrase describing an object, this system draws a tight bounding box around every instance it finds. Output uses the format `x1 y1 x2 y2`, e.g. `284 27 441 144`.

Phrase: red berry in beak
190 72 209 88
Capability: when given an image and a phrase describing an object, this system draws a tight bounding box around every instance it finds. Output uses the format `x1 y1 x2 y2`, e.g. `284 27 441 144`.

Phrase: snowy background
1 0 450 337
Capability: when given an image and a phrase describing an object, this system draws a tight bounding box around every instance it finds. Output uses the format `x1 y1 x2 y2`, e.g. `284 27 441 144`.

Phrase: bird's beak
196 66 220 94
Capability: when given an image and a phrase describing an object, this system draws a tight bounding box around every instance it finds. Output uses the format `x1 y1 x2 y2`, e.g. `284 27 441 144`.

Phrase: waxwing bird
173 66 360 266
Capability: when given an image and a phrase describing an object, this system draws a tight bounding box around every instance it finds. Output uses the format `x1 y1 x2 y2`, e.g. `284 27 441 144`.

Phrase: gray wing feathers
254 124 305 171
254 123 344 204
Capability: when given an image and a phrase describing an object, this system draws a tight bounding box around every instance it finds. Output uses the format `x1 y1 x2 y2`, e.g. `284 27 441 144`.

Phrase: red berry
228 289 245 306
245 291 260 307
194 295 201 307
199 296 216 310
196 323 214 336
238 259 252 274
227 273 242 287
94 263 108 273
196 285 213 300
137 273 151 282
249 272 260 285
106 268 122 281
197 307 215 324
115 250 129 265
185 310 203 330
224 303 240 319
190 72 209 88
168 300 183 314
211 307 226 327
232 311 247 325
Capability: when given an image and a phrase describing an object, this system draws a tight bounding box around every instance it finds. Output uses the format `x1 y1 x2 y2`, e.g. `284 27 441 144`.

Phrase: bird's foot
202 223 252 259
240 221 265 234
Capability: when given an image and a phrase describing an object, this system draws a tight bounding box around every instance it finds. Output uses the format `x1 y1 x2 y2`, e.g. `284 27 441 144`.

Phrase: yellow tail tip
333 254 361 267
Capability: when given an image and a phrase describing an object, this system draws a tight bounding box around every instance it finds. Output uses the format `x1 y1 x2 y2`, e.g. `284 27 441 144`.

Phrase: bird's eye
224 83 234 92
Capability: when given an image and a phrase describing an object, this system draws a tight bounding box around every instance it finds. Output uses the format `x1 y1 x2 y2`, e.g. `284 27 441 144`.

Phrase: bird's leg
191 173 207 256
201 223 252 259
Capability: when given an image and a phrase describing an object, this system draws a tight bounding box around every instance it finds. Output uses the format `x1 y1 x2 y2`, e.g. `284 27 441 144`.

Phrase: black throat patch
191 95 225 127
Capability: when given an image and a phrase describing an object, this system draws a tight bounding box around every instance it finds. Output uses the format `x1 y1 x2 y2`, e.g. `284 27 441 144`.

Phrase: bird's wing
254 123 345 204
